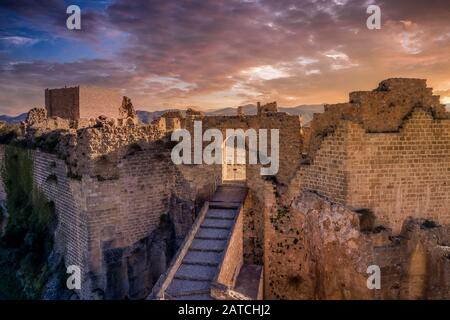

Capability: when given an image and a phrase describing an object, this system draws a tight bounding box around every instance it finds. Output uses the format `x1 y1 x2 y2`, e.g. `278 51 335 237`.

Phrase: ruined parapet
257 102 278 116
23 107 72 141
165 117 181 131
296 79 450 234
151 117 167 132
26 107 47 126
162 110 184 118
61 117 166 179
20 89 154 165
185 107 204 118
306 78 450 157
160 110 184 131
119 96 137 119
349 78 448 132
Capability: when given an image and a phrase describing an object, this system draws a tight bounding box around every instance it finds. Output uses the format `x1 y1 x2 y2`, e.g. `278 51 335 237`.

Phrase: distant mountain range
2 104 449 126
0 113 27 123
137 104 325 125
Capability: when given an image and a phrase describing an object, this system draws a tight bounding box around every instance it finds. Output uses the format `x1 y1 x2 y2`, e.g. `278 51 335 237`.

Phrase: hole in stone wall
355 208 376 232
46 174 58 184
125 143 143 156
421 220 439 229
287 275 304 289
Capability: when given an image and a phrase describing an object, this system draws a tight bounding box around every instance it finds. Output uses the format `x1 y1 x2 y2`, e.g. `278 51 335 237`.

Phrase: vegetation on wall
0 122 22 145
0 146 56 299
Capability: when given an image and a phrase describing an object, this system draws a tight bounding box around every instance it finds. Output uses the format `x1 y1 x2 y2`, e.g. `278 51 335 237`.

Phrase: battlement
257 101 278 116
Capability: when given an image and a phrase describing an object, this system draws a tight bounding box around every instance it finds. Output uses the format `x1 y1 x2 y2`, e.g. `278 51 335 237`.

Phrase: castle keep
45 86 123 122
0 78 448 300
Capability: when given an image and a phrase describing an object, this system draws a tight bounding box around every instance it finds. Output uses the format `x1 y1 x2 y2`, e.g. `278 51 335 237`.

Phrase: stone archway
222 135 246 183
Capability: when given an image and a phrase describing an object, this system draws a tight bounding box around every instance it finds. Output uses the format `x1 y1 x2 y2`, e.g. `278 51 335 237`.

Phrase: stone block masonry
345 108 450 232
0 146 89 297
45 86 122 121
0 143 218 299
301 79 450 233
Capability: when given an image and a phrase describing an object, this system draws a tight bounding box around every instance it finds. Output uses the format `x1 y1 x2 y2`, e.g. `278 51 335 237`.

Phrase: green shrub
0 146 55 299
0 123 21 145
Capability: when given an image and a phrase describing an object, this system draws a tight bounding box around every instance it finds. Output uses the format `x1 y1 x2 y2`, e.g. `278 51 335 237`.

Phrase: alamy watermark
171 121 280 176
66 265 81 290
66 5 81 30
366 265 381 290
366 5 381 30
65 4 379 31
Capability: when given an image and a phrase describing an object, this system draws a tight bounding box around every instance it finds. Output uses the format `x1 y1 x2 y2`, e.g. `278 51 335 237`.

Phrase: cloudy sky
0 0 449 115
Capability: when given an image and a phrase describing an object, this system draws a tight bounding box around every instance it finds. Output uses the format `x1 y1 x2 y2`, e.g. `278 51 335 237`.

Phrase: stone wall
0 141 220 299
0 146 89 297
265 191 450 299
216 207 244 288
300 79 450 233
58 119 165 179
185 109 303 186
79 86 122 120
307 78 449 158
345 108 450 232
299 107 450 233
75 147 218 299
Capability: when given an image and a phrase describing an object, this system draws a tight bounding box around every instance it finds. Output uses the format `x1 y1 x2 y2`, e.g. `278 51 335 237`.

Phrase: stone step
173 293 213 300
184 250 223 265
175 264 217 281
189 248 223 254
207 209 236 220
212 186 247 203
202 218 234 229
158 184 248 301
209 202 241 210
197 227 229 240
191 239 227 251
167 279 211 296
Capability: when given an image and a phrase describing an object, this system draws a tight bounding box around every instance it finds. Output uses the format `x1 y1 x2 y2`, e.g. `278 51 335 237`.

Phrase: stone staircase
151 184 247 300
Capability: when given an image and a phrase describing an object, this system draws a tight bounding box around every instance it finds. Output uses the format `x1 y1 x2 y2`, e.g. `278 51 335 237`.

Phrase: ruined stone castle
0 78 449 300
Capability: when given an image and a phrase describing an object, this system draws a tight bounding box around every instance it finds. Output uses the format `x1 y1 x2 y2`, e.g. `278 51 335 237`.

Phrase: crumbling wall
58 119 165 179
345 107 450 233
300 79 450 233
265 191 450 299
0 146 89 297
301 124 348 204
187 109 303 186
242 188 265 265
257 101 278 116
0 137 219 299
307 78 449 158
73 146 215 299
